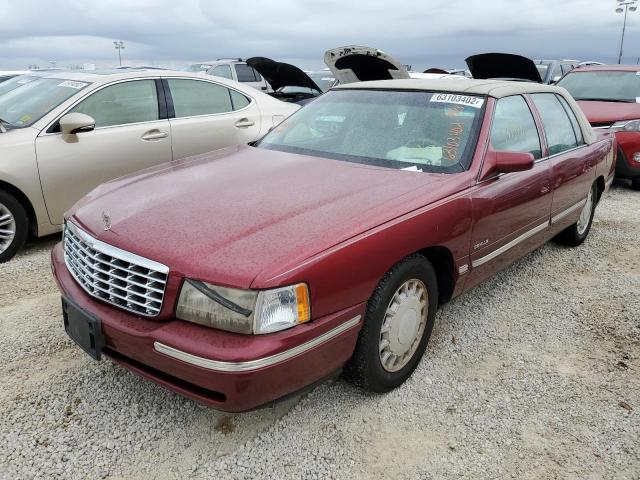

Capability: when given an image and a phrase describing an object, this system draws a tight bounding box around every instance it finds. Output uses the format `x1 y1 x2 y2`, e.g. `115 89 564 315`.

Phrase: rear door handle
141 130 168 141
235 118 255 128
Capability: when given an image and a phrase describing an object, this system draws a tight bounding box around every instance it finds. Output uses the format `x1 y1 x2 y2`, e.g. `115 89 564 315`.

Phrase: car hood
576 100 640 124
246 57 321 93
323 46 410 85
465 53 542 83
70 146 465 289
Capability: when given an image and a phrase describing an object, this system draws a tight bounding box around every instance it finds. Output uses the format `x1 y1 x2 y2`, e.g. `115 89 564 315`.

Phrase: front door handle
141 130 168 141
234 118 255 128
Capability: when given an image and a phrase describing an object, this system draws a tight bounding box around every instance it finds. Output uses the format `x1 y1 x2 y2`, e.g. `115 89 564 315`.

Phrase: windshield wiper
574 97 634 103
0 118 14 133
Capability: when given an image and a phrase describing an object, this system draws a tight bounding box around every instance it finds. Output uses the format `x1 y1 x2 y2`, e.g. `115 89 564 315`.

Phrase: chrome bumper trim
472 221 549 268
551 199 587 225
154 315 362 372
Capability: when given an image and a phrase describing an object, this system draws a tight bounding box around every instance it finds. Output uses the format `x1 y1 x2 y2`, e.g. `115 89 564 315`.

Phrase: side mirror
495 151 535 173
59 113 95 135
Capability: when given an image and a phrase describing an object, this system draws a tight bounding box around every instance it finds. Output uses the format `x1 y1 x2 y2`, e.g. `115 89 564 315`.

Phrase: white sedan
0 69 298 261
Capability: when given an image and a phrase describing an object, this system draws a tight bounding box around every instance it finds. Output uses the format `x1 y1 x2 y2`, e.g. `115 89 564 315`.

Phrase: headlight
176 280 310 334
612 119 640 132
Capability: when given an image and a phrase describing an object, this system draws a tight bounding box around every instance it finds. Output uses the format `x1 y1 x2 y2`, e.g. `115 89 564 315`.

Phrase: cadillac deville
52 79 616 412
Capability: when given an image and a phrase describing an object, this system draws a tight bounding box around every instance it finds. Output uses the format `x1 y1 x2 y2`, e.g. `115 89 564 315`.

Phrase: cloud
0 0 638 69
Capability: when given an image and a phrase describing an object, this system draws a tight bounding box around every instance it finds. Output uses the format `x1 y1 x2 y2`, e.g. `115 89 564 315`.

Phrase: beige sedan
0 69 298 261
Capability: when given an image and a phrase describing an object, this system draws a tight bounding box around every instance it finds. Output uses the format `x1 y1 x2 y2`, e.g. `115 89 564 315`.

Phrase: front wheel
343 255 438 392
553 183 596 247
0 190 28 263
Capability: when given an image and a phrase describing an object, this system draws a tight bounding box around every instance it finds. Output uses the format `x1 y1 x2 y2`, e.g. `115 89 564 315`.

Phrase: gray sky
1 0 638 70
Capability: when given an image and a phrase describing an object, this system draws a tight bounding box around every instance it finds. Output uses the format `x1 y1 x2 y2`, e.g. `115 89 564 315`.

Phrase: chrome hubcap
379 279 428 372
0 202 16 254
577 188 593 235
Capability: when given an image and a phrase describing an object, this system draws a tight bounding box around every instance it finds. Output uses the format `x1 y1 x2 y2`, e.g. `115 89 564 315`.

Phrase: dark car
465 53 543 83
557 65 640 189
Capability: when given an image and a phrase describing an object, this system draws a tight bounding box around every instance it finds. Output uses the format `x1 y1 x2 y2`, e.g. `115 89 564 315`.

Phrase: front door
35 79 172 224
164 78 262 160
466 94 553 289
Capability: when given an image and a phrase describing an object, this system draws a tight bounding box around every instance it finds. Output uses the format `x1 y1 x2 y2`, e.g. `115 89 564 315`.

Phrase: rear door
466 95 553 288
530 93 595 228
35 78 172 224
164 78 262 159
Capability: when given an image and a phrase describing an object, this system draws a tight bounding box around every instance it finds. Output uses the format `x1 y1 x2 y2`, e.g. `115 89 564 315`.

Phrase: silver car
0 69 298 261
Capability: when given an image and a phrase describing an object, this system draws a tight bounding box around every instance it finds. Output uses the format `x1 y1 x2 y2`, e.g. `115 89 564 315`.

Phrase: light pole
616 0 638 64
113 40 125 66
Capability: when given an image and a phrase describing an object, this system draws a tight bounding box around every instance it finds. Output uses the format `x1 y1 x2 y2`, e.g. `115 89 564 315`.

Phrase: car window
258 89 485 173
490 95 542 159
167 79 233 117
229 90 251 110
561 64 574 75
69 80 158 128
210 65 233 80
234 64 259 82
531 93 578 155
556 95 584 145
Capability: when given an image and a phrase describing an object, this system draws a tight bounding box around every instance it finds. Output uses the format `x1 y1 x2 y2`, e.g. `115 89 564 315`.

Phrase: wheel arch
0 180 38 236
595 175 605 203
416 245 456 306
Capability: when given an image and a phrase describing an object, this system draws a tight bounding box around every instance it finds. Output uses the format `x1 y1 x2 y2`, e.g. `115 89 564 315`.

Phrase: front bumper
615 132 640 180
52 243 364 412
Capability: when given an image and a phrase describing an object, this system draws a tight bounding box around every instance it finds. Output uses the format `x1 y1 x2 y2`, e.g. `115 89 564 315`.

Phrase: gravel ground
0 183 638 480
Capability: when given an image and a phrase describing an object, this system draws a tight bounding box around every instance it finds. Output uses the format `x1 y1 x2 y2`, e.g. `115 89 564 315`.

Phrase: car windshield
557 70 640 102
184 63 212 72
258 89 485 173
0 77 90 128
0 75 39 97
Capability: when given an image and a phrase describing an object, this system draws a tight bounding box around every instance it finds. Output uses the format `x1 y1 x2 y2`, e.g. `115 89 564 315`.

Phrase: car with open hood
52 78 615 412
0 69 298 262
246 57 324 104
466 53 543 83
323 45 411 85
556 64 640 189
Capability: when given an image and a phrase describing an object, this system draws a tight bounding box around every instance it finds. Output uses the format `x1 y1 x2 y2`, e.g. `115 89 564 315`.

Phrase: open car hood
323 46 410 84
246 57 321 92
465 53 542 83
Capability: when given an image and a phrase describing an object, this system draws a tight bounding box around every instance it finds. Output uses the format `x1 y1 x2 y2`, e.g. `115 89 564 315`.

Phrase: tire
553 183 596 247
343 254 438 393
0 190 28 263
631 179 640 191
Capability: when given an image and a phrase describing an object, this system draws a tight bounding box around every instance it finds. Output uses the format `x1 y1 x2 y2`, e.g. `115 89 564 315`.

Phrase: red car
52 79 615 412
557 65 640 189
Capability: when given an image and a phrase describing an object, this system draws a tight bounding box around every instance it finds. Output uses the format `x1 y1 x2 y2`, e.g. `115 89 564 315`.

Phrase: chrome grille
63 222 169 317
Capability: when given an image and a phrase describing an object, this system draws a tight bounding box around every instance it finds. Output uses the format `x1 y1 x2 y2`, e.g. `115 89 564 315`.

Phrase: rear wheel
0 190 28 263
553 183 596 247
344 255 438 392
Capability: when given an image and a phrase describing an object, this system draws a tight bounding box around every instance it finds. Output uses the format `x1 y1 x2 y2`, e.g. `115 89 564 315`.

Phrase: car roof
15 69 221 82
335 78 568 98
571 64 640 72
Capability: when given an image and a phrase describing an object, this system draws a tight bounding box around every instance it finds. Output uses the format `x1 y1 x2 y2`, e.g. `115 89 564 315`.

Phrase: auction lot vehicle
324 45 411 84
556 65 640 189
465 53 543 83
534 59 579 84
200 59 271 91
0 69 298 262
246 57 324 104
52 78 615 412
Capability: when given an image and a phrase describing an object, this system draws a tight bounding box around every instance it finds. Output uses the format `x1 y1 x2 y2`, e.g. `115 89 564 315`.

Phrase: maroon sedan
557 65 640 189
52 79 615 412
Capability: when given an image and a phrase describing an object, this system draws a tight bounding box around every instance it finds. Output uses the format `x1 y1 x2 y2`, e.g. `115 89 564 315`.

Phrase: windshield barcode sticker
430 94 484 108
57 80 88 89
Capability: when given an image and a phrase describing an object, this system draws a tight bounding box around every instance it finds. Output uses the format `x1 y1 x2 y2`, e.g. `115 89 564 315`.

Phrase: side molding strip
551 199 587 225
472 221 549 268
154 315 362 372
